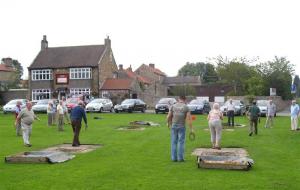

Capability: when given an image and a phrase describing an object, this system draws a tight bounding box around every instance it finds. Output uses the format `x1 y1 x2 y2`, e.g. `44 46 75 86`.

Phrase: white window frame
69 68 92 79
32 89 52 100
102 91 109 98
31 69 53 81
70 88 91 96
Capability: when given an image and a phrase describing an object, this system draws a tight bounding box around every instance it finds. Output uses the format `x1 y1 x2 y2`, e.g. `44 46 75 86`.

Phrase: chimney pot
149 63 155 68
118 64 123 70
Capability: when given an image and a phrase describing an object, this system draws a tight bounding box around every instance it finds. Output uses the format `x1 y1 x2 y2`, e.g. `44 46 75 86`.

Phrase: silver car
32 99 58 113
85 98 113 113
3 99 28 114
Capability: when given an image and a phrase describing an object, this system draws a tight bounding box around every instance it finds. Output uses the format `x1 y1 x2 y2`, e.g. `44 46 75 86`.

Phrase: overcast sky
0 0 299 79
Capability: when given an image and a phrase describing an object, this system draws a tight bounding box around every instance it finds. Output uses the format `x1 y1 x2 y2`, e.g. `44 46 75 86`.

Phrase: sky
0 0 299 79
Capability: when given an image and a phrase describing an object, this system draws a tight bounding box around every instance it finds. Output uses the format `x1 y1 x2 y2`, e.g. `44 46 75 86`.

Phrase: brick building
28 35 118 100
0 58 16 91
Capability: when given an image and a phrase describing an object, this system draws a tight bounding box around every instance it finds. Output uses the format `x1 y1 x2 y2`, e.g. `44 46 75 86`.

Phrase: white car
32 99 58 113
3 99 28 114
85 98 113 113
256 100 276 117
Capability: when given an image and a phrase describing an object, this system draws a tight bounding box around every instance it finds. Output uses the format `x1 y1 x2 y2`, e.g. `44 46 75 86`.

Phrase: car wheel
114 109 119 113
155 111 158 114
99 107 103 113
110 107 113 113
128 109 133 113
141 108 145 113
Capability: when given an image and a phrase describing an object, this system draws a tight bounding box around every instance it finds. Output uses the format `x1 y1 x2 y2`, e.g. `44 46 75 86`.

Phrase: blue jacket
70 105 87 124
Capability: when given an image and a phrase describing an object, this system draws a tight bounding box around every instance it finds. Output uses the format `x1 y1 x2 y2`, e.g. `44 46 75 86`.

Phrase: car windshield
257 100 268 106
158 98 174 104
67 98 78 104
90 99 106 104
189 100 204 105
225 100 241 106
37 99 50 105
122 99 135 104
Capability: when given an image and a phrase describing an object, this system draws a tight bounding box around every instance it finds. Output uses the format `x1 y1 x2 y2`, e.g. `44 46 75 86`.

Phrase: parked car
86 98 113 113
256 100 276 117
155 98 177 114
114 99 147 113
3 99 28 114
220 100 246 116
187 99 211 114
66 97 81 112
32 99 58 113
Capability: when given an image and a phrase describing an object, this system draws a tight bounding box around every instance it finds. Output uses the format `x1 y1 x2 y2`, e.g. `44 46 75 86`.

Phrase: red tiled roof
125 69 151 84
0 64 15 72
138 64 166 76
29 45 105 69
101 79 133 90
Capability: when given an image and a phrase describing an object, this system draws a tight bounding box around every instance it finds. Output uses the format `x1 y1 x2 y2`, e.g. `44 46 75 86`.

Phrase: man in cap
290 100 300 131
247 100 260 136
70 101 88 147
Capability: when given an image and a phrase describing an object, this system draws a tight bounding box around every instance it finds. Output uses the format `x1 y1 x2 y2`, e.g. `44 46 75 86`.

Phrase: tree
257 56 294 100
178 62 218 83
214 56 256 95
293 75 300 97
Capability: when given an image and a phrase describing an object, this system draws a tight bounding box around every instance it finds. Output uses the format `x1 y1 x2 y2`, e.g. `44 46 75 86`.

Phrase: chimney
105 35 111 49
41 35 48 50
128 65 132 72
149 63 155 68
2 58 13 68
118 64 123 70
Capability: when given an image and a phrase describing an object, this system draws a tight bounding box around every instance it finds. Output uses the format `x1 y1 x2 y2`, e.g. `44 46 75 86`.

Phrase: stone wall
227 96 288 111
0 89 29 104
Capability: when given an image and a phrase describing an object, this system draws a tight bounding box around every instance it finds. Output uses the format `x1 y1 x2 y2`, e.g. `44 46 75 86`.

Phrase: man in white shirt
265 99 276 128
290 100 300 131
226 99 235 126
57 101 64 131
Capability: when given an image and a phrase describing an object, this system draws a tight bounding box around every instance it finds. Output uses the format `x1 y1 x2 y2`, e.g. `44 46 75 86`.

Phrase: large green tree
178 62 218 83
257 56 294 100
214 56 257 95
1 58 23 89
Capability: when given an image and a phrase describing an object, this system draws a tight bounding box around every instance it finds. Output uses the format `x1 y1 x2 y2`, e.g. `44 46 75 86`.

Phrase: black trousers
227 110 235 126
71 120 82 146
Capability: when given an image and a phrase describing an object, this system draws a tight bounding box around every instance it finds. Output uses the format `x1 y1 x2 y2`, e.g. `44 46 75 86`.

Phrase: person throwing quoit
207 103 223 150
167 95 194 162
70 101 88 147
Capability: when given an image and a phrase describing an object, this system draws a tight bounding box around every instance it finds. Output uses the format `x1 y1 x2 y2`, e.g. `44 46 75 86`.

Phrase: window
32 89 51 100
70 88 91 95
102 91 109 98
70 68 91 79
31 70 53 80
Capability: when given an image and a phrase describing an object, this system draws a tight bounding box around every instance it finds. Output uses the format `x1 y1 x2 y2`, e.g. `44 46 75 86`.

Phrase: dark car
187 99 211 114
114 99 147 113
155 98 177 114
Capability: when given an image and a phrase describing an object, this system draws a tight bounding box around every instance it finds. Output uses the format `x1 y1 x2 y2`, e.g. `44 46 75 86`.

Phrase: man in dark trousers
248 101 260 136
70 101 88 147
226 99 235 126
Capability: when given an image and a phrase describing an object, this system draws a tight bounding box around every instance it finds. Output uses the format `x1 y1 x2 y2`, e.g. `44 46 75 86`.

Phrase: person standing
62 96 70 124
290 100 300 131
47 101 53 126
265 99 276 128
248 101 260 136
14 101 22 136
56 101 64 131
70 101 88 147
15 102 39 147
207 103 223 149
226 99 235 127
167 96 194 162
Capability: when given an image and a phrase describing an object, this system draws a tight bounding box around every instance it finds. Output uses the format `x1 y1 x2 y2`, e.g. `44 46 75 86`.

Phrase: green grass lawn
0 112 299 190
